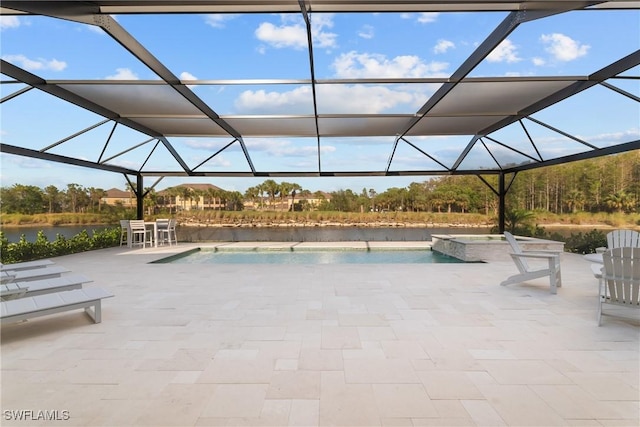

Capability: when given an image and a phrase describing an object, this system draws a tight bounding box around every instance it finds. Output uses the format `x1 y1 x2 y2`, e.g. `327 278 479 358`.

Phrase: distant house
244 190 331 211
158 183 226 211
101 188 136 207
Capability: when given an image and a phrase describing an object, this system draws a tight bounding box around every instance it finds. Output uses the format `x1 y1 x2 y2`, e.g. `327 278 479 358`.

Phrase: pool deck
1 242 639 426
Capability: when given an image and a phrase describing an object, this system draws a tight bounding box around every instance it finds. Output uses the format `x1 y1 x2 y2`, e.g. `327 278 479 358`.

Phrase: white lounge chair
597 246 640 326
1 259 54 271
595 229 640 253
0 274 93 300
4 265 71 282
1 288 114 324
0 283 27 300
0 271 16 284
500 231 563 294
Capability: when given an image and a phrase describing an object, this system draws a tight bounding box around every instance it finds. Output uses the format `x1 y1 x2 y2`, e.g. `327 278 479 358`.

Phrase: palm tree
604 191 634 213
263 179 280 210
504 208 536 234
87 187 107 212
278 182 295 211
244 186 259 210
145 188 158 215
177 186 191 211
256 183 266 210
289 183 302 211
164 187 180 213
565 189 586 213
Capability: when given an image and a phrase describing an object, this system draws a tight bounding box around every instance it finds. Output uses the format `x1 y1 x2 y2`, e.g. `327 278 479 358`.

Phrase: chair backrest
120 219 130 228
167 218 177 230
504 231 529 272
156 218 169 229
607 229 640 249
129 219 146 231
601 246 640 308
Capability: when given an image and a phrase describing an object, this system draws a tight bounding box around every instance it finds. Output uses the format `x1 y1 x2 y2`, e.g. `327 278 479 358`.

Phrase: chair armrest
595 247 606 254
520 250 563 256
511 252 560 260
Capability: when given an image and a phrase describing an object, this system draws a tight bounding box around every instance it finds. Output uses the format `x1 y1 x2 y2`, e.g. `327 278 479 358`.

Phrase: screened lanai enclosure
1 1 639 231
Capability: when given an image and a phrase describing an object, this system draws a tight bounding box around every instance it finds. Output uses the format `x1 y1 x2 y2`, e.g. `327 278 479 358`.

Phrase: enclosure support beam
498 172 506 234
137 174 144 220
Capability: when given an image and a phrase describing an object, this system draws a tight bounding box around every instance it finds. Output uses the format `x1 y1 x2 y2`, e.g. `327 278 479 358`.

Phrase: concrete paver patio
1 242 638 426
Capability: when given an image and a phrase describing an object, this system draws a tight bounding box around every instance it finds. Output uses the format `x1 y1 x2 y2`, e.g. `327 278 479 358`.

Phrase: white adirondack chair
500 232 562 294
598 246 640 326
595 229 640 253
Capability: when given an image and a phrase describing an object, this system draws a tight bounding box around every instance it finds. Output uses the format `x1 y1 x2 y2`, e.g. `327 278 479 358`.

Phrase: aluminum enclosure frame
1 1 639 229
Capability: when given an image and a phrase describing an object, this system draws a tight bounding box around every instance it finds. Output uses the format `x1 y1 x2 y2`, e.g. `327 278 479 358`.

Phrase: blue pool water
158 249 464 264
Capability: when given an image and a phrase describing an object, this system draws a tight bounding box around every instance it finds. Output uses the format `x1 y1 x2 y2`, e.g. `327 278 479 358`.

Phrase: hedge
0 228 121 264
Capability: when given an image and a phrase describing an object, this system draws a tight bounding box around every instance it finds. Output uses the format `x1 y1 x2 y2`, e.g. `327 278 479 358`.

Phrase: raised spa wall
431 234 565 262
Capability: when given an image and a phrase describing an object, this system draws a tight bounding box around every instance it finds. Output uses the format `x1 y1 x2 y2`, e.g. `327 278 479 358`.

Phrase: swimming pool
156 248 464 264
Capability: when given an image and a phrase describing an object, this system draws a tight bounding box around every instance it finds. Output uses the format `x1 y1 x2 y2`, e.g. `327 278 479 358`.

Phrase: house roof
1 1 638 183
104 188 131 198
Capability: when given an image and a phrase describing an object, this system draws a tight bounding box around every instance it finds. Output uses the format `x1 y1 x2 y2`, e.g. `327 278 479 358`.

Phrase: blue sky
1 8 638 194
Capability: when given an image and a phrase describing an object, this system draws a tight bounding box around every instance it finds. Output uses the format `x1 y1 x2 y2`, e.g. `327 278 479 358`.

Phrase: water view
1 225 112 242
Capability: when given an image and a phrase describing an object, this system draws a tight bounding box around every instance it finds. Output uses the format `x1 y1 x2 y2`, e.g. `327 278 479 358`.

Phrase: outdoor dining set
119 218 178 248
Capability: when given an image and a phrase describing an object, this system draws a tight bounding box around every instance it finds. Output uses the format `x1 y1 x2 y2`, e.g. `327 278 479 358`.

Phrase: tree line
1 151 638 216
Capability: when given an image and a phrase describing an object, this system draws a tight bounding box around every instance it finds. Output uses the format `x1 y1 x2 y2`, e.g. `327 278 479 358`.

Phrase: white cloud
540 33 589 61
234 83 431 115
180 71 198 81
0 15 21 30
255 13 337 50
486 39 521 63
399 12 440 23
315 84 419 114
358 25 374 39
417 12 440 24
246 139 335 157
105 68 139 80
204 14 238 28
433 39 455 54
255 21 308 49
86 24 105 34
589 128 640 144
184 137 334 158
532 57 546 66
332 51 449 78
180 71 198 89
1 54 67 71
235 86 313 114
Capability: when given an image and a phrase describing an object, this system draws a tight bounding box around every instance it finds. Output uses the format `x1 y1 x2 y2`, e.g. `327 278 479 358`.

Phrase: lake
1 225 112 242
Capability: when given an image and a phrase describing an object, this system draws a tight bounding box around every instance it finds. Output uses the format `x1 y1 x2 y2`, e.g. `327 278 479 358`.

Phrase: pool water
159 249 464 264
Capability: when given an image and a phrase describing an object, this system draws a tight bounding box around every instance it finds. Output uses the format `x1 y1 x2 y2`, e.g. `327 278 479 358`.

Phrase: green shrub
548 229 607 254
0 227 121 264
